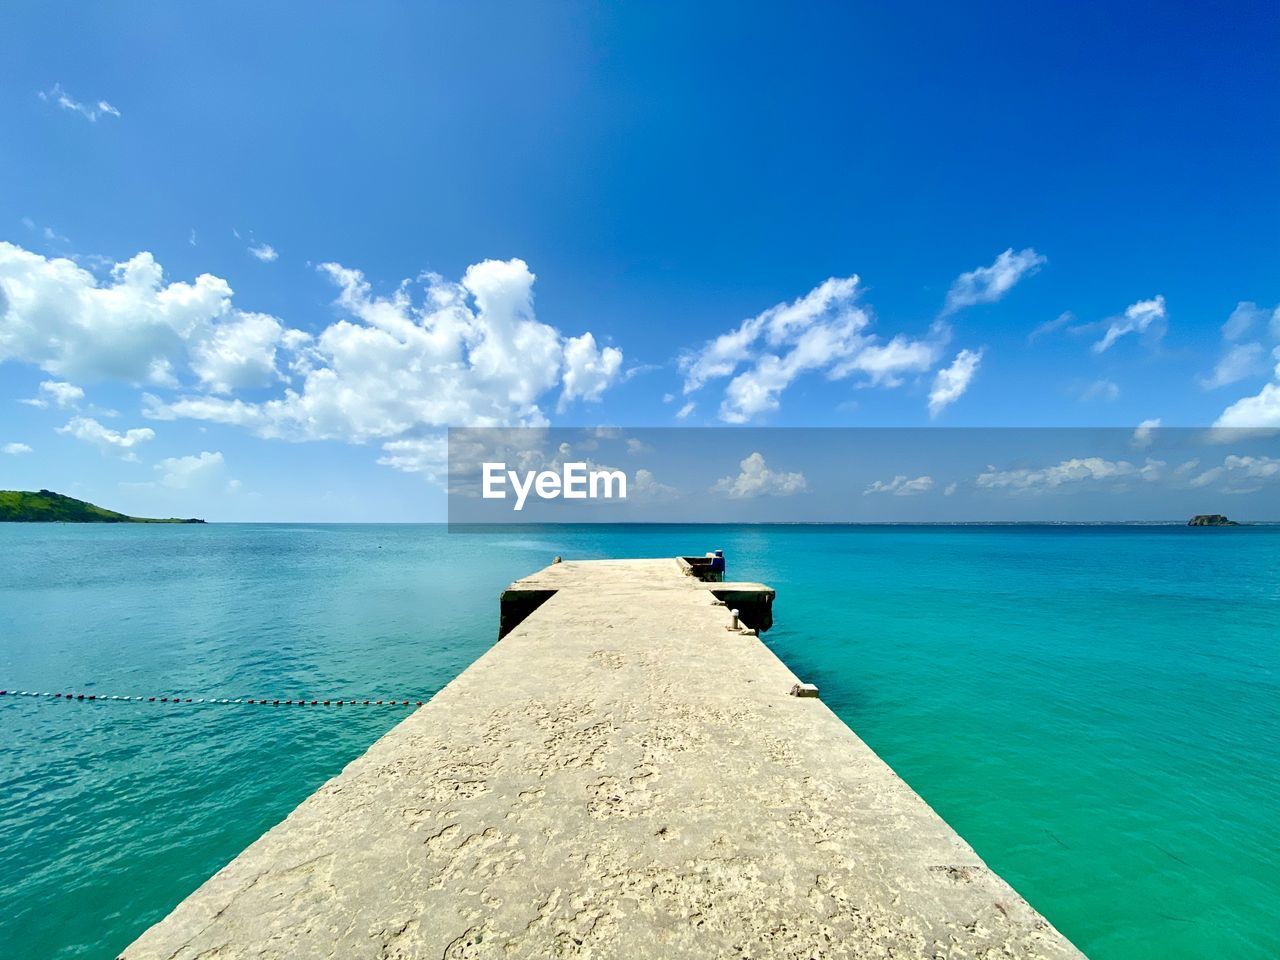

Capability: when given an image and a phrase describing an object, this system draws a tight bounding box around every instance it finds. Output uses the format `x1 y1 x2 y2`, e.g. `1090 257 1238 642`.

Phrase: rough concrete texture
123 558 1084 960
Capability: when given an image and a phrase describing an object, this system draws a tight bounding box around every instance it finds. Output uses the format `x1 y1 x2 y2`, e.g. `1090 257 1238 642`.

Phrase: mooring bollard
729 608 740 630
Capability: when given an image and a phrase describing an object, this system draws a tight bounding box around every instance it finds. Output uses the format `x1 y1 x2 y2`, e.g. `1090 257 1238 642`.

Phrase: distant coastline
0 490 204 524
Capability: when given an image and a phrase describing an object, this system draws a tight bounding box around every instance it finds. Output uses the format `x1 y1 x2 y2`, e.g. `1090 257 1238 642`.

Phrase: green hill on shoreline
0 490 205 524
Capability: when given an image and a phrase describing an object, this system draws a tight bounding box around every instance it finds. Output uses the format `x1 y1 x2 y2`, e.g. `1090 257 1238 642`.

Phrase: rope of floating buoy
0 689 424 707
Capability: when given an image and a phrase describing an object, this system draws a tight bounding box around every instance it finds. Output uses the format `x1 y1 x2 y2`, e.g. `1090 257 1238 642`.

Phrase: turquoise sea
1 524 1277 959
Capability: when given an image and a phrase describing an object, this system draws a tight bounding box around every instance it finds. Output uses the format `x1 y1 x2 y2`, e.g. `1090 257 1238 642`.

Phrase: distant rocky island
1187 514 1238 527
0 490 205 524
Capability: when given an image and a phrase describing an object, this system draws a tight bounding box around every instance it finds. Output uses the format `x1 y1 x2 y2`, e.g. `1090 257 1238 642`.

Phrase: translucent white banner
447 427 1280 526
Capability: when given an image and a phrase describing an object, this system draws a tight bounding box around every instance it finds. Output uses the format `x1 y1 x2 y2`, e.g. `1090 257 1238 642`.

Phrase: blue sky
1 2 1277 520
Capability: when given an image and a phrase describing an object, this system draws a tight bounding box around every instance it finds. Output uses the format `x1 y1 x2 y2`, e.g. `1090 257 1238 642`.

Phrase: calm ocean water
1 524 1276 958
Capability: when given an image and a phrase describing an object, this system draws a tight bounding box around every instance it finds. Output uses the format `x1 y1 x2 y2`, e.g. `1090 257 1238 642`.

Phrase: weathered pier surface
124 558 1083 959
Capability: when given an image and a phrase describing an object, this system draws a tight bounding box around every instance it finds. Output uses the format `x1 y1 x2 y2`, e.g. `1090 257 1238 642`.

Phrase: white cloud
214 256 614 439
376 435 449 484
22 218 69 244
2 243 622 456
1131 418 1161 449
57 416 154 460
675 401 695 420
1198 342 1266 389
42 380 85 407
188 311 290 393
1206 303 1280 422
1093 295 1167 353
712 452 807 499
864 475 934 496
559 332 623 410
156 451 227 489
976 457 1163 493
247 243 278 263
0 242 276 388
681 276 859 392
1188 455 1280 493
928 348 983 417
831 335 936 385
943 481 958 496
1215 381 1280 429
632 468 678 500
680 275 943 423
1079 378 1121 402
3 442 32 455
142 394 262 428
20 380 85 409
38 83 120 122
1221 302 1278 342
1029 310 1074 342
942 248 1045 316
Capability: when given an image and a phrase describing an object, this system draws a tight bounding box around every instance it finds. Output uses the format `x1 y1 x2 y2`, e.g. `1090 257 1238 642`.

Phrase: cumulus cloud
206 256 617 440
0 242 279 389
1093 295 1167 353
1 242 623 461
679 275 943 422
712 452 807 499
559 332 623 410
1215 380 1280 429
928 348 983 417
942 248 1045 316
20 380 85 409
1131 418 1161 449
189 312 293 393
1188 455 1280 493
675 401 695 420
247 243 278 263
3 442 32 455
864 475 934 496
632 468 679 501
976 457 1163 493
38 83 120 122
376 435 449 484
1207 303 1280 426
156 451 229 490
56 416 154 460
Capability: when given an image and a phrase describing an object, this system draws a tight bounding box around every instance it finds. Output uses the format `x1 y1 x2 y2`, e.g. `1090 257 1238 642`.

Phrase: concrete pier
124 557 1083 959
